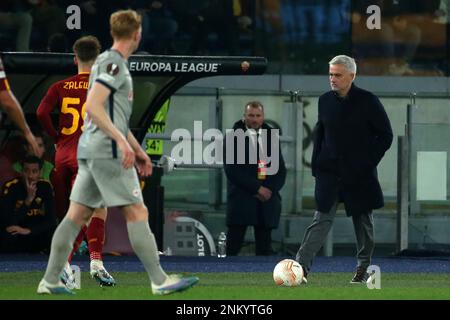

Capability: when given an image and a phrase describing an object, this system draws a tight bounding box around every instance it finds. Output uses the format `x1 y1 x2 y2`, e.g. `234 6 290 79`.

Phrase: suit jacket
312 84 393 216
223 120 286 228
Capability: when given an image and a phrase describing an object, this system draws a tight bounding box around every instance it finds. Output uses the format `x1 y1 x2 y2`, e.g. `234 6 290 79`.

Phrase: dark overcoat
312 84 393 216
224 120 286 228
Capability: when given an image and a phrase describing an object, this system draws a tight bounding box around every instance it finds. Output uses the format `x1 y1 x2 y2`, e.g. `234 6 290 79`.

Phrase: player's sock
68 225 87 263
87 217 104 262
43 217 81 284
127 220 167 285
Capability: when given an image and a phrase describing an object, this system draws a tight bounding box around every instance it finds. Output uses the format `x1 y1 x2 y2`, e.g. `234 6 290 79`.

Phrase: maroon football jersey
37 73 90 166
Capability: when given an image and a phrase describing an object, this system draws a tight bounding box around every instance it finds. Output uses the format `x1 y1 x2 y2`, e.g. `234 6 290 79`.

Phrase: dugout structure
0 52 267 251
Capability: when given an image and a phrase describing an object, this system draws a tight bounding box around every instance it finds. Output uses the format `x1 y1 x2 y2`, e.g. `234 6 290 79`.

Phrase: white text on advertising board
129 62 220 73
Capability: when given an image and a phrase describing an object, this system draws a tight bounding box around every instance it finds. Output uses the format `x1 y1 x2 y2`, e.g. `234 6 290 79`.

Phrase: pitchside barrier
396 100 450 253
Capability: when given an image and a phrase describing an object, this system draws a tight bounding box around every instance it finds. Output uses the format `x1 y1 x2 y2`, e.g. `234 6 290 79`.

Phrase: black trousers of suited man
226 202 273 256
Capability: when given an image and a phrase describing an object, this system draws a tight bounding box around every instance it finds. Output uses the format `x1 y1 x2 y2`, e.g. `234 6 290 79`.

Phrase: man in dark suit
296 55 393 283
223 101 286 256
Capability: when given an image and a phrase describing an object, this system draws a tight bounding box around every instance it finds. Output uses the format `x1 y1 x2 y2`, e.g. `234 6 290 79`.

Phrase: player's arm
85 82 135 168
36 85 59 141
127 130 146 155
127 130 152 177
0 89 41 157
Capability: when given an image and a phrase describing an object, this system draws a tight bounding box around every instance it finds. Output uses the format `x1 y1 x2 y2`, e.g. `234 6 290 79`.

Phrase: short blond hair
110 10 142 40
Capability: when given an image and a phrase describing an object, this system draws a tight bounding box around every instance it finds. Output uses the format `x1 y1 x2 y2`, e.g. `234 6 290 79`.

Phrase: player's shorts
52 162 78 187
70 158 143 208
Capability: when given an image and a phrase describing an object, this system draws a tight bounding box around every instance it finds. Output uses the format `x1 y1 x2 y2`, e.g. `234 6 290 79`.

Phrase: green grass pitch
0 272 449 300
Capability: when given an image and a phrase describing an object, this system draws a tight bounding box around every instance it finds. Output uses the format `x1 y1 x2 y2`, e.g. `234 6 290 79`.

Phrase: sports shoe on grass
37 279 75 295
300 264 308 284
90 260 116 287
151 275 199 295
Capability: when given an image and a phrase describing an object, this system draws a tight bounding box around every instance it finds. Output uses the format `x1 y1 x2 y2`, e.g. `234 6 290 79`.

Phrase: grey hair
329 55 357 74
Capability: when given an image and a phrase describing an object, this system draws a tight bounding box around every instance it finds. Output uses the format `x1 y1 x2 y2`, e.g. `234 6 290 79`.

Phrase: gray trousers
296 204 374 273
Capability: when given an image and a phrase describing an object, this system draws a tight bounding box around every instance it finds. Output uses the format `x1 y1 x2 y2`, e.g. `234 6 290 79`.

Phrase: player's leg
120 203 199 295
121 203 167 284
50 165 72 222
53 164 86 288
37 201 94 294
67 225 88 263
87 208 106 263
91 158 199 295
38 159 104 294
61 223 87 290
90 158 165 284
87 207 116 286
68 164 88 263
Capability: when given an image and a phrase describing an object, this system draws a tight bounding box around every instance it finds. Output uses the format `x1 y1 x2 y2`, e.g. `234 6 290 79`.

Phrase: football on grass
273 259 305 287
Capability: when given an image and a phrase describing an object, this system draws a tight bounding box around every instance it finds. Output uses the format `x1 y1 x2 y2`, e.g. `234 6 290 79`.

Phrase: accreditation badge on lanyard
257 160 267 180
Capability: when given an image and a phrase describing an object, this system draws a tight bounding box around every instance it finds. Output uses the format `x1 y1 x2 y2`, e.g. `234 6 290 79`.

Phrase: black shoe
302 267 308 279
350 266 369 284
300 264 308 284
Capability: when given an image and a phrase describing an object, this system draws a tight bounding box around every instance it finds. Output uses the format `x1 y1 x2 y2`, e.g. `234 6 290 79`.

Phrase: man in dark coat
296 55 393 283
223 101 286 256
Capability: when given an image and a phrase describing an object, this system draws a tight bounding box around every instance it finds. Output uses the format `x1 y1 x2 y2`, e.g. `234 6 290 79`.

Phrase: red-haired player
37 36 115 287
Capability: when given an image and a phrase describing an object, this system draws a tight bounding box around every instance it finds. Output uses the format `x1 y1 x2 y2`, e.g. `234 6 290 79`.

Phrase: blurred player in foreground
37 9 199 295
